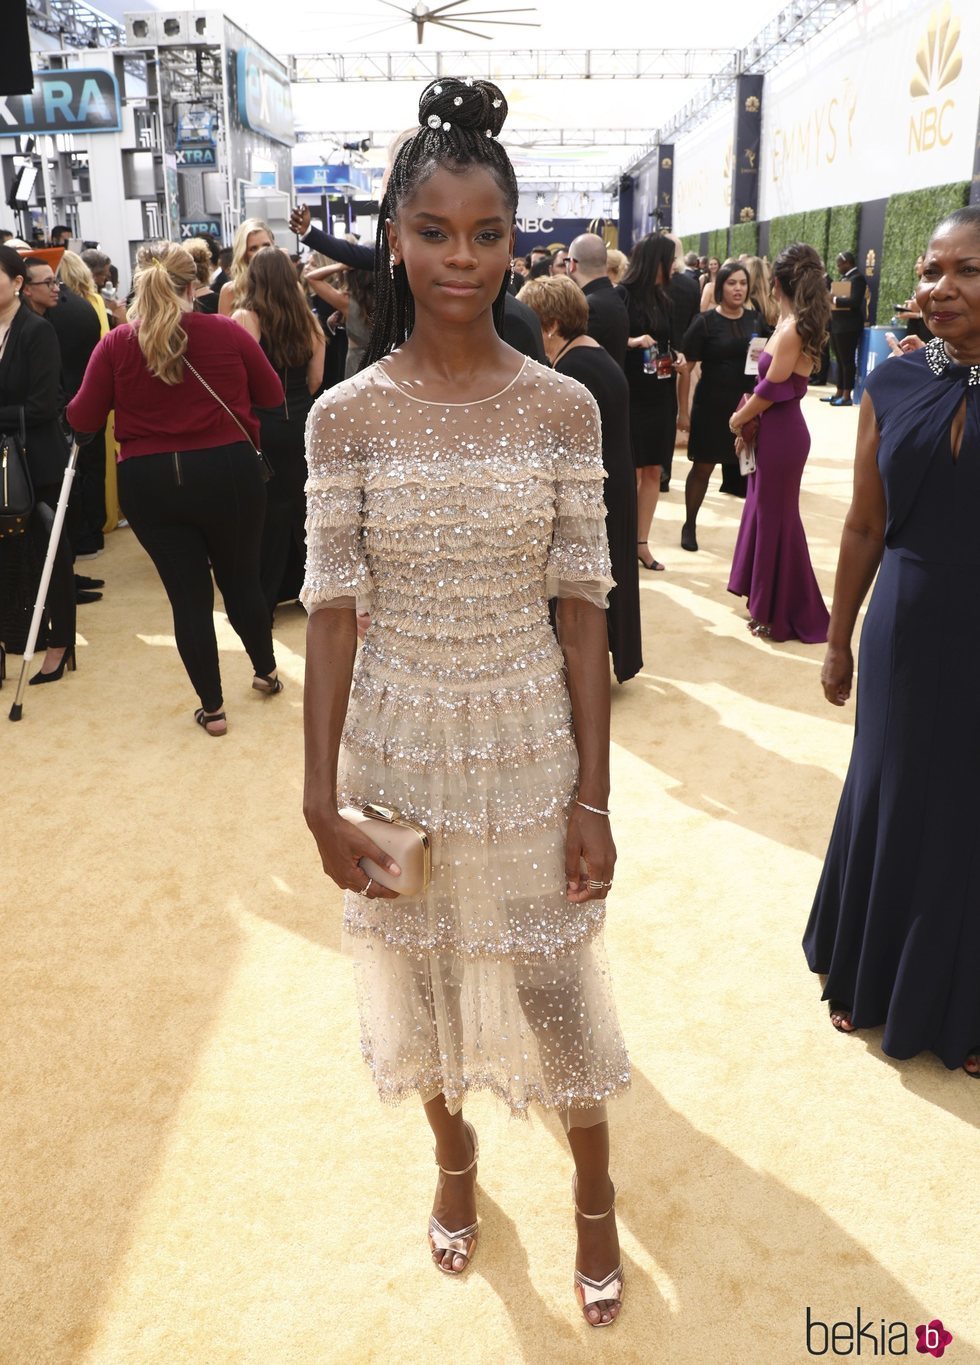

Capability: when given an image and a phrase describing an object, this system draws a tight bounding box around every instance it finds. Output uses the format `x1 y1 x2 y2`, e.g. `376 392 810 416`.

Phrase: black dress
620 285 677 470
803 339 980 1068
681 308 763 464
556 344 642 683
256 345 313 611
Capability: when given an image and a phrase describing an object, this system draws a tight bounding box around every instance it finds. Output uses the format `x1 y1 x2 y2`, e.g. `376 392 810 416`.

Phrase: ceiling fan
377 1 540 44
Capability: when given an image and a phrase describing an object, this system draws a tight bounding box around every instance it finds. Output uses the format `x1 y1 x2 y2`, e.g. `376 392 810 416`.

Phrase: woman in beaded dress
301 79 629 1327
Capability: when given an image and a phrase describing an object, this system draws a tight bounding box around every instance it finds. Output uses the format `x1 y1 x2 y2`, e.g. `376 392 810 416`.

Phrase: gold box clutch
337 802 432 897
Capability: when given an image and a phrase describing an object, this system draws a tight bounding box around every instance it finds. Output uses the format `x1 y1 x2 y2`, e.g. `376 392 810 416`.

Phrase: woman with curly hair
232 245 325 614
727 242 831 642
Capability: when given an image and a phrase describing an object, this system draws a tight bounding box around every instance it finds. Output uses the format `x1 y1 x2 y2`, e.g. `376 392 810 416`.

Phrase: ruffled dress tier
727 351 829 643
302 358 630 1119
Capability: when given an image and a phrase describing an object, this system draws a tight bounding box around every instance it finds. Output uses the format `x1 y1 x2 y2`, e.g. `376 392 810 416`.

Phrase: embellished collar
925 335 980 386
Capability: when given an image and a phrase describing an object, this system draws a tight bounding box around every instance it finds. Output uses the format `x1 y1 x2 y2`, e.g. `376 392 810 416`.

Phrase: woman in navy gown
727 244 831 643
803 206 980 1077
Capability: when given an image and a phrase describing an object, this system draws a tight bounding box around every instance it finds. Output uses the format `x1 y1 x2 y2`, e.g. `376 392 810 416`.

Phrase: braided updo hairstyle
771 243 831 367
364 77 519 367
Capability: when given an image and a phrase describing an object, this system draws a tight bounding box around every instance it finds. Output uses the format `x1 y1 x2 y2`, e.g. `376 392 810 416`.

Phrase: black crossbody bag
0 407 34 539
183 359 274 482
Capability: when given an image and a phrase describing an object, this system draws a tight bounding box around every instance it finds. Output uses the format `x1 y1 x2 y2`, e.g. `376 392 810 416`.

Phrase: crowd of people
3 75 979 1335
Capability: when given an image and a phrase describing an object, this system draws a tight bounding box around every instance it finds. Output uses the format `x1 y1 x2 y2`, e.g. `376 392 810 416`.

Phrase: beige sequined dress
302 356 630 1120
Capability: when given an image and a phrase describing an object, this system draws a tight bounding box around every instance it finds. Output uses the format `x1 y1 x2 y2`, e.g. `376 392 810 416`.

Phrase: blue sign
176 146 217 168
293 164 372 193
236 48 294 147
0 70 122 137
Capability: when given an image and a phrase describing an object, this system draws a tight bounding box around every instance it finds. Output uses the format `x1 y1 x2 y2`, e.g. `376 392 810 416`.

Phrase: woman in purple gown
727 244 831 642
803 206 980 1077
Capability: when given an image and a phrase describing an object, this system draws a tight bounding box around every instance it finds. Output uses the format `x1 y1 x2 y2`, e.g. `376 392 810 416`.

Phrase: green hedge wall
803 209 829 265
879 181 969 325
707 226 729 261
767 209 829 265
729 221 759 257
768 212 807 259
827 203 860 267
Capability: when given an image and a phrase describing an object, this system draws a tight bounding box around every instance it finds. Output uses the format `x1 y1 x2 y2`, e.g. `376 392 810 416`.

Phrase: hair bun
418 77 507 138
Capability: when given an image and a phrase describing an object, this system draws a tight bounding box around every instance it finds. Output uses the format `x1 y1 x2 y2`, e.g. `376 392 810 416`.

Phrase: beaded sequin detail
925 335 980 386
303 360 628 1117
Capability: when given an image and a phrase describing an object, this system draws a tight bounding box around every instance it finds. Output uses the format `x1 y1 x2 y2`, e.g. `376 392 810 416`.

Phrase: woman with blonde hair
67 240 285 733
232 245 325 615
218 217 274 316
58 249 109 334
744 255 778 329
183 236 219 313
605 248 628 285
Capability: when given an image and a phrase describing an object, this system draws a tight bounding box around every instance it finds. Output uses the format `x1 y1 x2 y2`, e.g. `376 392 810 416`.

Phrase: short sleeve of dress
680 312 707 363
545 387 615 608
301 392 373 614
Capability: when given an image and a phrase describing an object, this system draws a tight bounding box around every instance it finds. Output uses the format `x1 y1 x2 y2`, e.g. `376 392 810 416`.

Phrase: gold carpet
3 389 978 1365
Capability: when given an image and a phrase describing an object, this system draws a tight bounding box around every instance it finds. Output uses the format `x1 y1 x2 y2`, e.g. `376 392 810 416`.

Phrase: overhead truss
288 49 735 84
26 0 124 48
296 128 658 148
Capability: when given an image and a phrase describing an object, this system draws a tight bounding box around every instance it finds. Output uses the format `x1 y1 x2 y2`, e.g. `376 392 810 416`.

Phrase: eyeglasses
30 277 60 288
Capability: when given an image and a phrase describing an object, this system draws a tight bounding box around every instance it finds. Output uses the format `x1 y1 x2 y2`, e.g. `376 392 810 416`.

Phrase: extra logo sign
0 70 122 137
176 147 217 167
236 48 295 146
180 221 222 239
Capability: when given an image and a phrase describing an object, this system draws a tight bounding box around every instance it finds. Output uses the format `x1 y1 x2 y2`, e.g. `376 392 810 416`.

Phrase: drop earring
509 265 515 288
389 256 396 280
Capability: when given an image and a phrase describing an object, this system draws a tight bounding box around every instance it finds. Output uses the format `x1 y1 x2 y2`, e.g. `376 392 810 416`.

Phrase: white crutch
9 439 80 721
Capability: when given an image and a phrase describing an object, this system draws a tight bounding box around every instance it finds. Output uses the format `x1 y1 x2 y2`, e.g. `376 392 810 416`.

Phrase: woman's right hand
821 645 854 706
630 333 655 350
304 804 402 899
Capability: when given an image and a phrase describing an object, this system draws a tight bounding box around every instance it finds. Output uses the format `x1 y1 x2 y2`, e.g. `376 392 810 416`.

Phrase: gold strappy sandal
573 1176 624 1327
428 1120 479 1276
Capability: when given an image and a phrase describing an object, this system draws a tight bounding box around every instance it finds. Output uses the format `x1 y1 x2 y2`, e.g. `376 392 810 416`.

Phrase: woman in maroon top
67 240 285 735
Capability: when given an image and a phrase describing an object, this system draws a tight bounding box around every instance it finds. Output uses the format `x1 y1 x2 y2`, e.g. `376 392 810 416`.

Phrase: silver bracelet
576 799 610 817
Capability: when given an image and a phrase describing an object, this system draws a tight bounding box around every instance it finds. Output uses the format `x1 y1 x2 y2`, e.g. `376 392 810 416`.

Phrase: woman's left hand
677 412 690 433
565 805 616 903
729 412 743 434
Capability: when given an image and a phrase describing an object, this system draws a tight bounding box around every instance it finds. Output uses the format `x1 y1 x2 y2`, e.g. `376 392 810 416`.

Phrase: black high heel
28 646 76 685
636 541 666 572
0 642 6 687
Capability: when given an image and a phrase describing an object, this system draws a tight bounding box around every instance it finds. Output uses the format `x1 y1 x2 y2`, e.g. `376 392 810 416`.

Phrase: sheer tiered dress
302 357 630 1123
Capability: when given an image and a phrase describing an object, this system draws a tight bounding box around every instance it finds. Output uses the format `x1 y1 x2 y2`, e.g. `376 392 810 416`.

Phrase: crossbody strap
183 358 260 454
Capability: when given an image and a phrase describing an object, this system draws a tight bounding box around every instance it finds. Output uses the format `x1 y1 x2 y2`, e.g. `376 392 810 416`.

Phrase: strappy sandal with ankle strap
252 672 283 695
428 1120 479 1276
573 1175 625 1327
194 707 227 736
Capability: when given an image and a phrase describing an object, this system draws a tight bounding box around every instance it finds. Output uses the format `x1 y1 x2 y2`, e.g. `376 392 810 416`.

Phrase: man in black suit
566 232 628 368
827 251 868 406
683 251 702 284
